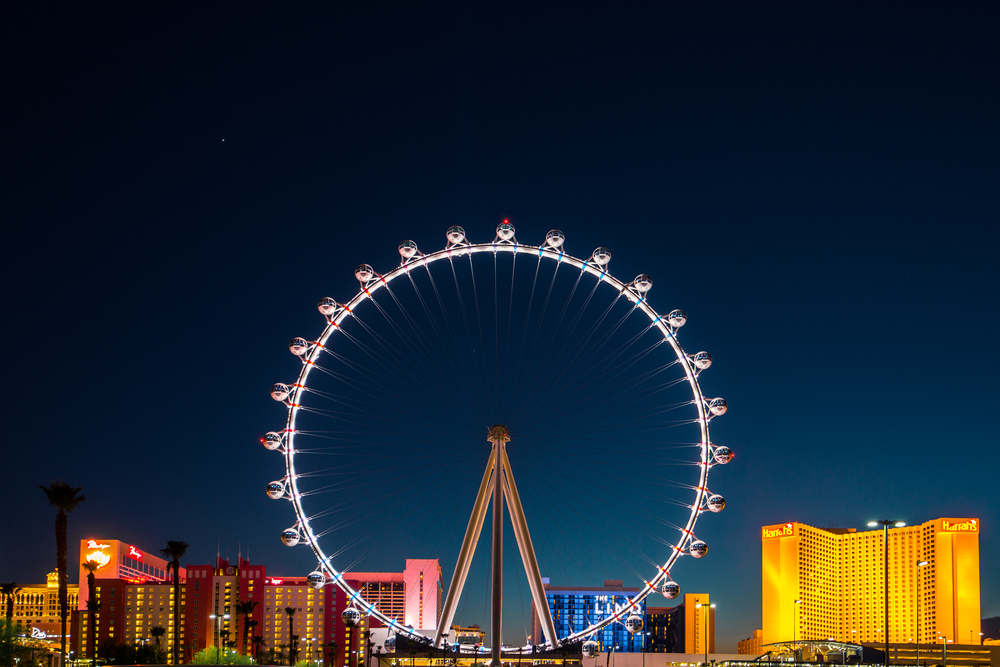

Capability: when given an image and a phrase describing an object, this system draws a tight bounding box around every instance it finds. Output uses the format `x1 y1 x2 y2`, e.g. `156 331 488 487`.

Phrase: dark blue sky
3 2 998 652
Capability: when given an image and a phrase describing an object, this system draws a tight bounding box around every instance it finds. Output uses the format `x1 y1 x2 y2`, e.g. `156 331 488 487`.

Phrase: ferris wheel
263 222 734 663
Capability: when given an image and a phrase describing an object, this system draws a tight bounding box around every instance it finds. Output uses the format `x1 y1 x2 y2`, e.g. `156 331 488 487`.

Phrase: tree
39 480 86 662
0 585 22 622
253 636 266 664
324 640 338 667
289 634 301 666
152 626 167 652
285 608 298 664
244 620 258 657
234 599 259 655
159 541 189 665
81 560 102 667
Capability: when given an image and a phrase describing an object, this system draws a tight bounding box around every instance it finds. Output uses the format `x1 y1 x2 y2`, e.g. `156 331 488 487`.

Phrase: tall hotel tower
761 518 981 646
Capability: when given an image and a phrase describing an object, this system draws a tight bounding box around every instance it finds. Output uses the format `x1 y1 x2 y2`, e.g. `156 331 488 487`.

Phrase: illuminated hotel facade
647 594 716 654
5 572 79 644
530 579 645 652
68 538 441 666
761 518 981 646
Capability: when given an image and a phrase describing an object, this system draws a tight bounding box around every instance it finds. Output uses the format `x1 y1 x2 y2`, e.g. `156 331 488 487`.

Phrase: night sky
3 2 998 652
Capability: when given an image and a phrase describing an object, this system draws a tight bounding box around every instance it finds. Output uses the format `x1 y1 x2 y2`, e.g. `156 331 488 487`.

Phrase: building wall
531 580 645 652
683 594 714 655
77 538 185 612
7 572 79 644
737 629 763 655
402 559 442 631
761 518 981 646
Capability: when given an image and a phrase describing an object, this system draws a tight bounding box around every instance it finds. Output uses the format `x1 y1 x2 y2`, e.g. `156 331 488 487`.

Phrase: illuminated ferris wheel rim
266 224 732 650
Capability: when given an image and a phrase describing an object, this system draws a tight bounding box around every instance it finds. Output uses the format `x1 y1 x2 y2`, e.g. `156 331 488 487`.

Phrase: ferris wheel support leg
501 447 561 650
437 449 496 648
490 428 507 667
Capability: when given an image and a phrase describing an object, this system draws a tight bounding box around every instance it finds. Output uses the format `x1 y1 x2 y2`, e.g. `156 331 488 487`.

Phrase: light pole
916 561 928 667
867 519 905 667
695 603 715 666
210 613 231 661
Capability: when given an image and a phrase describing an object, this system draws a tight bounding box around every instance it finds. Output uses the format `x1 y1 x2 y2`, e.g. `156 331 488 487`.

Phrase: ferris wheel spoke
421 260 494 426
447 257 497 422
515 285 621 426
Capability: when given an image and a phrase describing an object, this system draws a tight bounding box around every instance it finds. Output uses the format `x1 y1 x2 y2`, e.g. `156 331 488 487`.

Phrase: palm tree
235 599 259 654
0 583 22 620
325 640 338 667
81 560 102 667
289 634 301 666
39 480 86 662
245 619 259 657
285 607 298 664
253 636 266 664
151 625 167 662
159 540 189 665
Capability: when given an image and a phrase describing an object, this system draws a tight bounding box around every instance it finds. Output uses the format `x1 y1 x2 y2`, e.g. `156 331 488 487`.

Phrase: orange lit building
6 572 79 646
738 629 763 655
761 518 981 646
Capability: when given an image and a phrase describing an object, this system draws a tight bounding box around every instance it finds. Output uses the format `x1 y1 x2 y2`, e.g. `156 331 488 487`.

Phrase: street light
867 519 905 667
209 613 231 660
695 603 715 666
916 561 929 667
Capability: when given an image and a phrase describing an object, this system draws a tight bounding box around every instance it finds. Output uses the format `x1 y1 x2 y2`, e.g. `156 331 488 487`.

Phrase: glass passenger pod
689 540 708 558
266 481 286 499
342 607 362 627
446 226 466 245
496 222 516 242
692 351 712 369
712 446 733 464
270 383 290 401
280 528 300 547
667 309 687 328
708 398 728 416
398 240 418 259
660 580 680 599
625 615 644 633
262 432 283 450
317 297 340 317
633 274 652 293
592 247 611 266
545 229 565 248
706 494 726 512
306 572 325 590
354 264 375 283
289 337 310 356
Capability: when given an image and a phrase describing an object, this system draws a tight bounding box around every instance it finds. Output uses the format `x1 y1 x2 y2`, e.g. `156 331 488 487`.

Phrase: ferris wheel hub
488 424 510 442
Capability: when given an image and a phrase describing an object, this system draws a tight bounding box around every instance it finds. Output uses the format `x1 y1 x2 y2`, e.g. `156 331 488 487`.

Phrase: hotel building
647 594 715 654
530 579 645 652
68 538 441 667
5 571 79 644
761 517 981 646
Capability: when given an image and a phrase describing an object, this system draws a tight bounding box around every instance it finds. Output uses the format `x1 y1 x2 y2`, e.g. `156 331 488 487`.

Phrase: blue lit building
530 579 646 652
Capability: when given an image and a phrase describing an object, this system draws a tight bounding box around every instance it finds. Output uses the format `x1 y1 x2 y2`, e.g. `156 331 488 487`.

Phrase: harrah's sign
762 523 795 539
941 518 979 533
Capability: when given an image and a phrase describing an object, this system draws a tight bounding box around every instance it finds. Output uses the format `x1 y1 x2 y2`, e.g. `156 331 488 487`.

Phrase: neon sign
762 523 794 539
129 546 142 558
266 578 283 585
942 518 978 533
86 540 110 550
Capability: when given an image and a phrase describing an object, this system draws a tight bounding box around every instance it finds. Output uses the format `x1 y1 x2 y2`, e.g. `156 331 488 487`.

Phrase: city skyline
3 1 998 655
